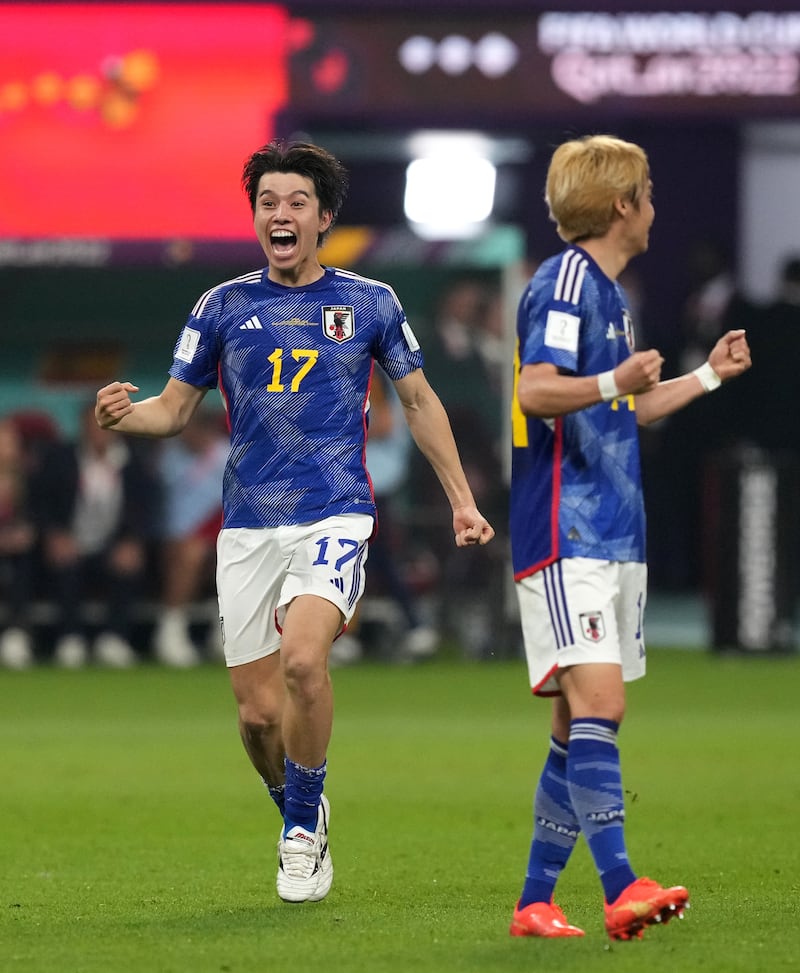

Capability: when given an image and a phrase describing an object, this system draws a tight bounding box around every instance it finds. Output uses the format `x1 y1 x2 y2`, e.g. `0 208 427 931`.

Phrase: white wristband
597 369 619 402
693 361 722 393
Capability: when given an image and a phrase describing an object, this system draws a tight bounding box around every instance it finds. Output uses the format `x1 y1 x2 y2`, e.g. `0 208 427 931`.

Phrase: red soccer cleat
604 877 690 941
510 900 585 938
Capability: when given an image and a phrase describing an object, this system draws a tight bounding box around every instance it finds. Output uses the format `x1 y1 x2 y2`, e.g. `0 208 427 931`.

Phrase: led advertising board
0 3 288 240
286 10 800 122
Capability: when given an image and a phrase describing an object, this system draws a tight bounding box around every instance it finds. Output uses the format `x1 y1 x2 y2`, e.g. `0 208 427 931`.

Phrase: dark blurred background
1 0 798 665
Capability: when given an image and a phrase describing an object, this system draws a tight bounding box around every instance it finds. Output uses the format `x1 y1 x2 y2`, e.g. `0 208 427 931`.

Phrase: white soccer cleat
402 624 439 659
328 633 362 667
152 611 201 667
0 627 34 669
54 634 89 668
94 632 138 668
276 794 333 903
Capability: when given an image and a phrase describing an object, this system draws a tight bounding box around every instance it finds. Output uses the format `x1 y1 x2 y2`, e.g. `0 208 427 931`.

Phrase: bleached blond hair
545 135 650 243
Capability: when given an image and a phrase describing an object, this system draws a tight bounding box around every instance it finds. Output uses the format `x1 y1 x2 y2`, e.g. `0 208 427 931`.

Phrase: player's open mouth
270 230 297 254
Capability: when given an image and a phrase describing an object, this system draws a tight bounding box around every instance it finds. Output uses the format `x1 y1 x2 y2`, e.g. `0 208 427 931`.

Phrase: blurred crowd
0 274 512 671
641 246 800 594
1 255 797 670
332 278 510 666
0 403 228 670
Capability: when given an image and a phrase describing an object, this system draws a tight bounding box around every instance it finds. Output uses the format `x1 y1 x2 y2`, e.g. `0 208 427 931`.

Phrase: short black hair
241 140 349 245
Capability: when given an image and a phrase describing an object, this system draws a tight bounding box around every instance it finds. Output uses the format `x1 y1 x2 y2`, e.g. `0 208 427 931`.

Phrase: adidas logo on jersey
606 322 616 340
240 315 263 330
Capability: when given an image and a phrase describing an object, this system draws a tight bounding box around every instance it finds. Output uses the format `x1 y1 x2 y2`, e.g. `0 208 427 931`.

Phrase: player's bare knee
282 653 328 700
238 699 281 734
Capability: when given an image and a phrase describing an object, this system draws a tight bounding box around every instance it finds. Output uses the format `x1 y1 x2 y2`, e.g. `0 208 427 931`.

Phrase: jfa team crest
323 305 355 343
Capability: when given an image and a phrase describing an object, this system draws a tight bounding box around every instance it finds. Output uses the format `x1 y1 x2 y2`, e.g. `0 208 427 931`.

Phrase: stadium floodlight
404 132 497 240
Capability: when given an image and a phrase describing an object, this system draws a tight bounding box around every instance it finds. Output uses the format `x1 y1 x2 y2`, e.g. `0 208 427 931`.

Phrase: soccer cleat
276 794 333 903
54 634 89 669
604 877 690 941
94 632 138 668
510 900 585 938
328 633 362 667
0 627 34 670
402 625 439 659
152 611 202 667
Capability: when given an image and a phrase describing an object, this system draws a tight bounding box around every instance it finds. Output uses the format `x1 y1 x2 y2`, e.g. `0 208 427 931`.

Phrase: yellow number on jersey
511 343 528 447
266 348 319 392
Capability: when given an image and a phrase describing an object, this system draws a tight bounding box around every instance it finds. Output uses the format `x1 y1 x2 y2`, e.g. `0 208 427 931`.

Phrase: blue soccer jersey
168 266 424 528
510 246 646 579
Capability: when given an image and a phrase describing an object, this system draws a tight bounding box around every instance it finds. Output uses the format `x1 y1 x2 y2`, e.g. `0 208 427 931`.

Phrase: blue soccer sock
519 737 580 907
566 718 636 904
283 757 326 836
264 781 285 816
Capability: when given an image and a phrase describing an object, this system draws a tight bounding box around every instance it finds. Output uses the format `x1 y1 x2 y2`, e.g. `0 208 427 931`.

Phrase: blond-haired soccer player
509 135 750 940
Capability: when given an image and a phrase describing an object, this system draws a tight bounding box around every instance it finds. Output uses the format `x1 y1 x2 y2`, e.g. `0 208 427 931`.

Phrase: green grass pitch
2 648 799 972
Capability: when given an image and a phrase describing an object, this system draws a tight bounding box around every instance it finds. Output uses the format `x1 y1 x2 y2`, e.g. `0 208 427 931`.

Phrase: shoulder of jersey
191 270 263 318
551 248 590 306
331 267 401 304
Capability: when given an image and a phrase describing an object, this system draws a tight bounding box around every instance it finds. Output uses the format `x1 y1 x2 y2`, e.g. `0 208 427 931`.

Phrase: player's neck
267 260 326 288
577 237 631 282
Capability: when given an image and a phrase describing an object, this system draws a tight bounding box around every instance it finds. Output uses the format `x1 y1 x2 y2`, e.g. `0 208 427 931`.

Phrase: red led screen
0 3 288 239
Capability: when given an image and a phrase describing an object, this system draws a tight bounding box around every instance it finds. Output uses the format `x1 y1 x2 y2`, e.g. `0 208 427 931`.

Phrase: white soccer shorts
516 557 647 696
216 513 373 667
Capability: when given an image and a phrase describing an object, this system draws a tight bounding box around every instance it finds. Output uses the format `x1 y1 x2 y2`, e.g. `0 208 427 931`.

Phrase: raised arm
95 377 207 438
634 329 751 426
516 349 663 418
516 330 750 427
392 369 495 548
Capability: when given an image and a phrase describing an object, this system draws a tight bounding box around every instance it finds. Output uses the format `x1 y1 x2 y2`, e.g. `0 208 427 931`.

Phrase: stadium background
2 0 799 650
4 5 800 971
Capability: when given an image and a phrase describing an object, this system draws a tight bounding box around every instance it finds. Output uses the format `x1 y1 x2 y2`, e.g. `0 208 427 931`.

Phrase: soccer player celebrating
508 135 750 940
95 140 494 903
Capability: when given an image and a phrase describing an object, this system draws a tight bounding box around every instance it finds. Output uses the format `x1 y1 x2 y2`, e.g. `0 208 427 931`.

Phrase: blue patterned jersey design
168 267 424 528
510 246 646 578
